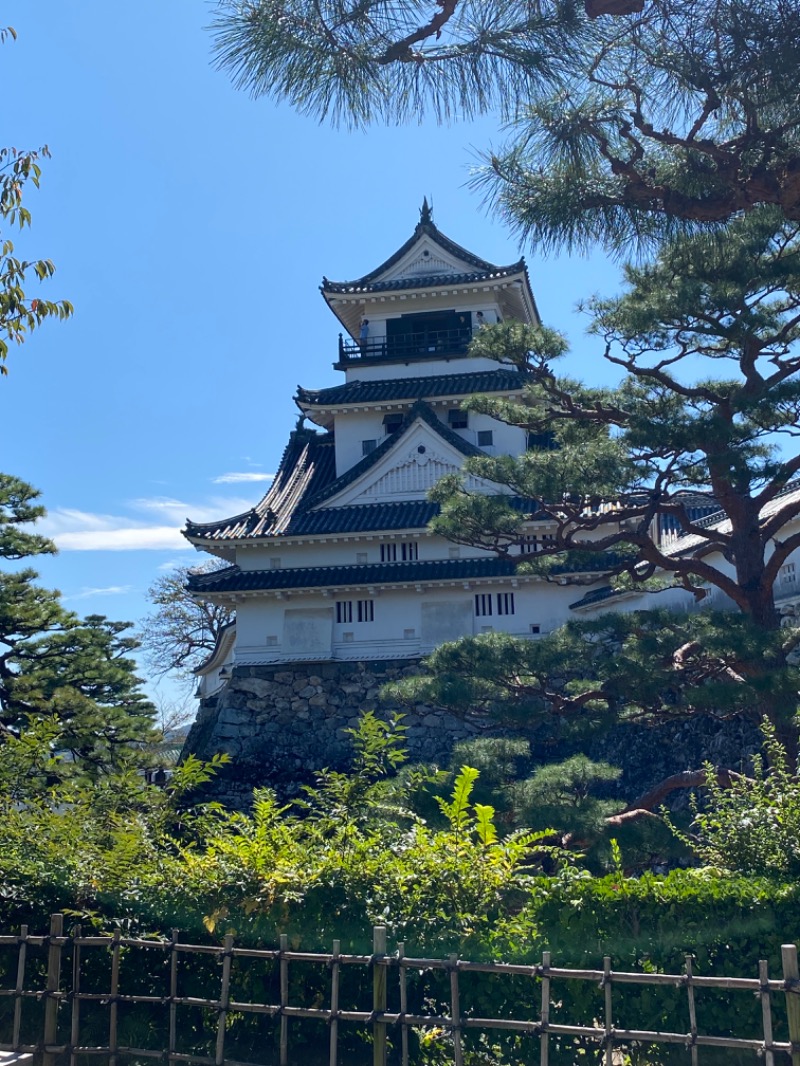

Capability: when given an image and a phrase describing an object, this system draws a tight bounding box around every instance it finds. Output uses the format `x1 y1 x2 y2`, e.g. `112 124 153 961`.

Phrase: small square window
383 413 403 435
481 625 494 634
404 628 416 639
477 430 494 447
356 552 368 564
266 635 278 646
269 557 281 569
342 632 354 643
362 439 377 456
449 546 460 559
530 624 541 635
448 409 468 429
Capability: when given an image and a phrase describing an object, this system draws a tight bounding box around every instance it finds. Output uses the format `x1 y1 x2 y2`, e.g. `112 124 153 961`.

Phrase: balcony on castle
337 325 473 367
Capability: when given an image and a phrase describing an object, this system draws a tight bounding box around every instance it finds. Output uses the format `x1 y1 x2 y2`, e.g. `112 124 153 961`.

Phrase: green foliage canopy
212 0 800 252
0 473 157 785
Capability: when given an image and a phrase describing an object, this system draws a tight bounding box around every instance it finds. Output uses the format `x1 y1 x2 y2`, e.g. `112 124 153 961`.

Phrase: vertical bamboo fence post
12 924 27 1052
108 928 121 1066
685 956 698 1066
42 913 64 1066
372 926 387 1066
397 942 408 1066
215 934 234 1066
449 953 462 1066
782 944 800 1066
602 957 613 1066
329 939 340 1066
168 930 179 1065
759 959 775 1066
69 925 82 1066
279 933 289 1066
539 951 551 1066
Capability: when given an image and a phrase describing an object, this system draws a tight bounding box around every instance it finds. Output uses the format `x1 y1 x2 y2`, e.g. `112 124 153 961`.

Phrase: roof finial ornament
419 197 433 225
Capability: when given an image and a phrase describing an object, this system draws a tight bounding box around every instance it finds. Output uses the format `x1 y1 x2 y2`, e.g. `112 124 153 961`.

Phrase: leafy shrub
665 719 800 877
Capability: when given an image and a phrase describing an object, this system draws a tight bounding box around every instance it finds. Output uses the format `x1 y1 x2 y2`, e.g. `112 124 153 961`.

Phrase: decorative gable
380 236 474 283
313 419 495 509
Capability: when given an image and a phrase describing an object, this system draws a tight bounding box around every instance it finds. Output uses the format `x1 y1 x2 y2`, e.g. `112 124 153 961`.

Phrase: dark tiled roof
188 552 619 595
184 402 486 544
296 370 529 408
283 501 441 535
184 429 336 542
321 265 525 296
568 586 623 611
321 214 523 293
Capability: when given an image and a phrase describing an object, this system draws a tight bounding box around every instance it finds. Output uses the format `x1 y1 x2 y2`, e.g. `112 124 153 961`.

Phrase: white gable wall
334 409 526 480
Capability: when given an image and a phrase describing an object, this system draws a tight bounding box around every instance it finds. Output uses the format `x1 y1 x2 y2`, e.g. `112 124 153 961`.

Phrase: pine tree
0 473 157 778
390 211 800 749
211 0 800 252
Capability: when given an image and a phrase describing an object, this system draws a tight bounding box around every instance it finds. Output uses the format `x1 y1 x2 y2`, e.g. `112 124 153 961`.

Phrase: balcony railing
338 327 473 363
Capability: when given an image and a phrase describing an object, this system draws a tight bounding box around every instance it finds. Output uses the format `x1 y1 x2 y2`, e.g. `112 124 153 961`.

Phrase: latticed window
474 593 493 617
401 542 418 561
335 601 353 624
497 592 515 616
380 543 397 562
357 600 374 622
520 534 557 554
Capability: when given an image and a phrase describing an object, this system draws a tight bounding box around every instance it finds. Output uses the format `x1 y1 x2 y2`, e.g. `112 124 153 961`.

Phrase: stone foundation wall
183 658 762 811
183 658 484 807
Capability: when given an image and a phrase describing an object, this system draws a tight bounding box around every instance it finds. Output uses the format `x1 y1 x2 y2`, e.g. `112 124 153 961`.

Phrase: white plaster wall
232 577 592 666
237 535 495 571
344 354 503 384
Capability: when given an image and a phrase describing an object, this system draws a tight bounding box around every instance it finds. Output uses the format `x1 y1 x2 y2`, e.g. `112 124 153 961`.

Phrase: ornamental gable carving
315 423 493 508
381 238 472 284
360 448 461 500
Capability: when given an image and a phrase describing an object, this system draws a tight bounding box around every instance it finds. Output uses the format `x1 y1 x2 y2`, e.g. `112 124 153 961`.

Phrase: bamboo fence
0 915 798 1065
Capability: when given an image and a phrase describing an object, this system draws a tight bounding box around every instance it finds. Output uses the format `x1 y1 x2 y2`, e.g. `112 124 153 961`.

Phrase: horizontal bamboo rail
0 915 797 1065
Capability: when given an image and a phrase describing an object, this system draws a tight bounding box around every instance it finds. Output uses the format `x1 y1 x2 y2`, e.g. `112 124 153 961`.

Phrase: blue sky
2 1 620 709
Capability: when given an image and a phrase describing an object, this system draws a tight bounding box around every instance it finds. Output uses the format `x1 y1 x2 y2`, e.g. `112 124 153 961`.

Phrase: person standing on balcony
359 318 369 353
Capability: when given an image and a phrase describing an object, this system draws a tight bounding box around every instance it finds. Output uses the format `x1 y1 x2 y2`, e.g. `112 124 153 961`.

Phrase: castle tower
181 203 601 799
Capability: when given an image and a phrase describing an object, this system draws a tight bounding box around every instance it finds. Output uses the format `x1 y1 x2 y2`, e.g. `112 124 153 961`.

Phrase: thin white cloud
55 526 189 552
36 495 258 552
64 585 132 602
131 496 255 524
212 471 274 484
157 557 187 571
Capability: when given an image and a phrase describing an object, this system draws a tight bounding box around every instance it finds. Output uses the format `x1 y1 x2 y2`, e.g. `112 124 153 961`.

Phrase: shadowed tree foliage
387 613 800 744
211 0 800 253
